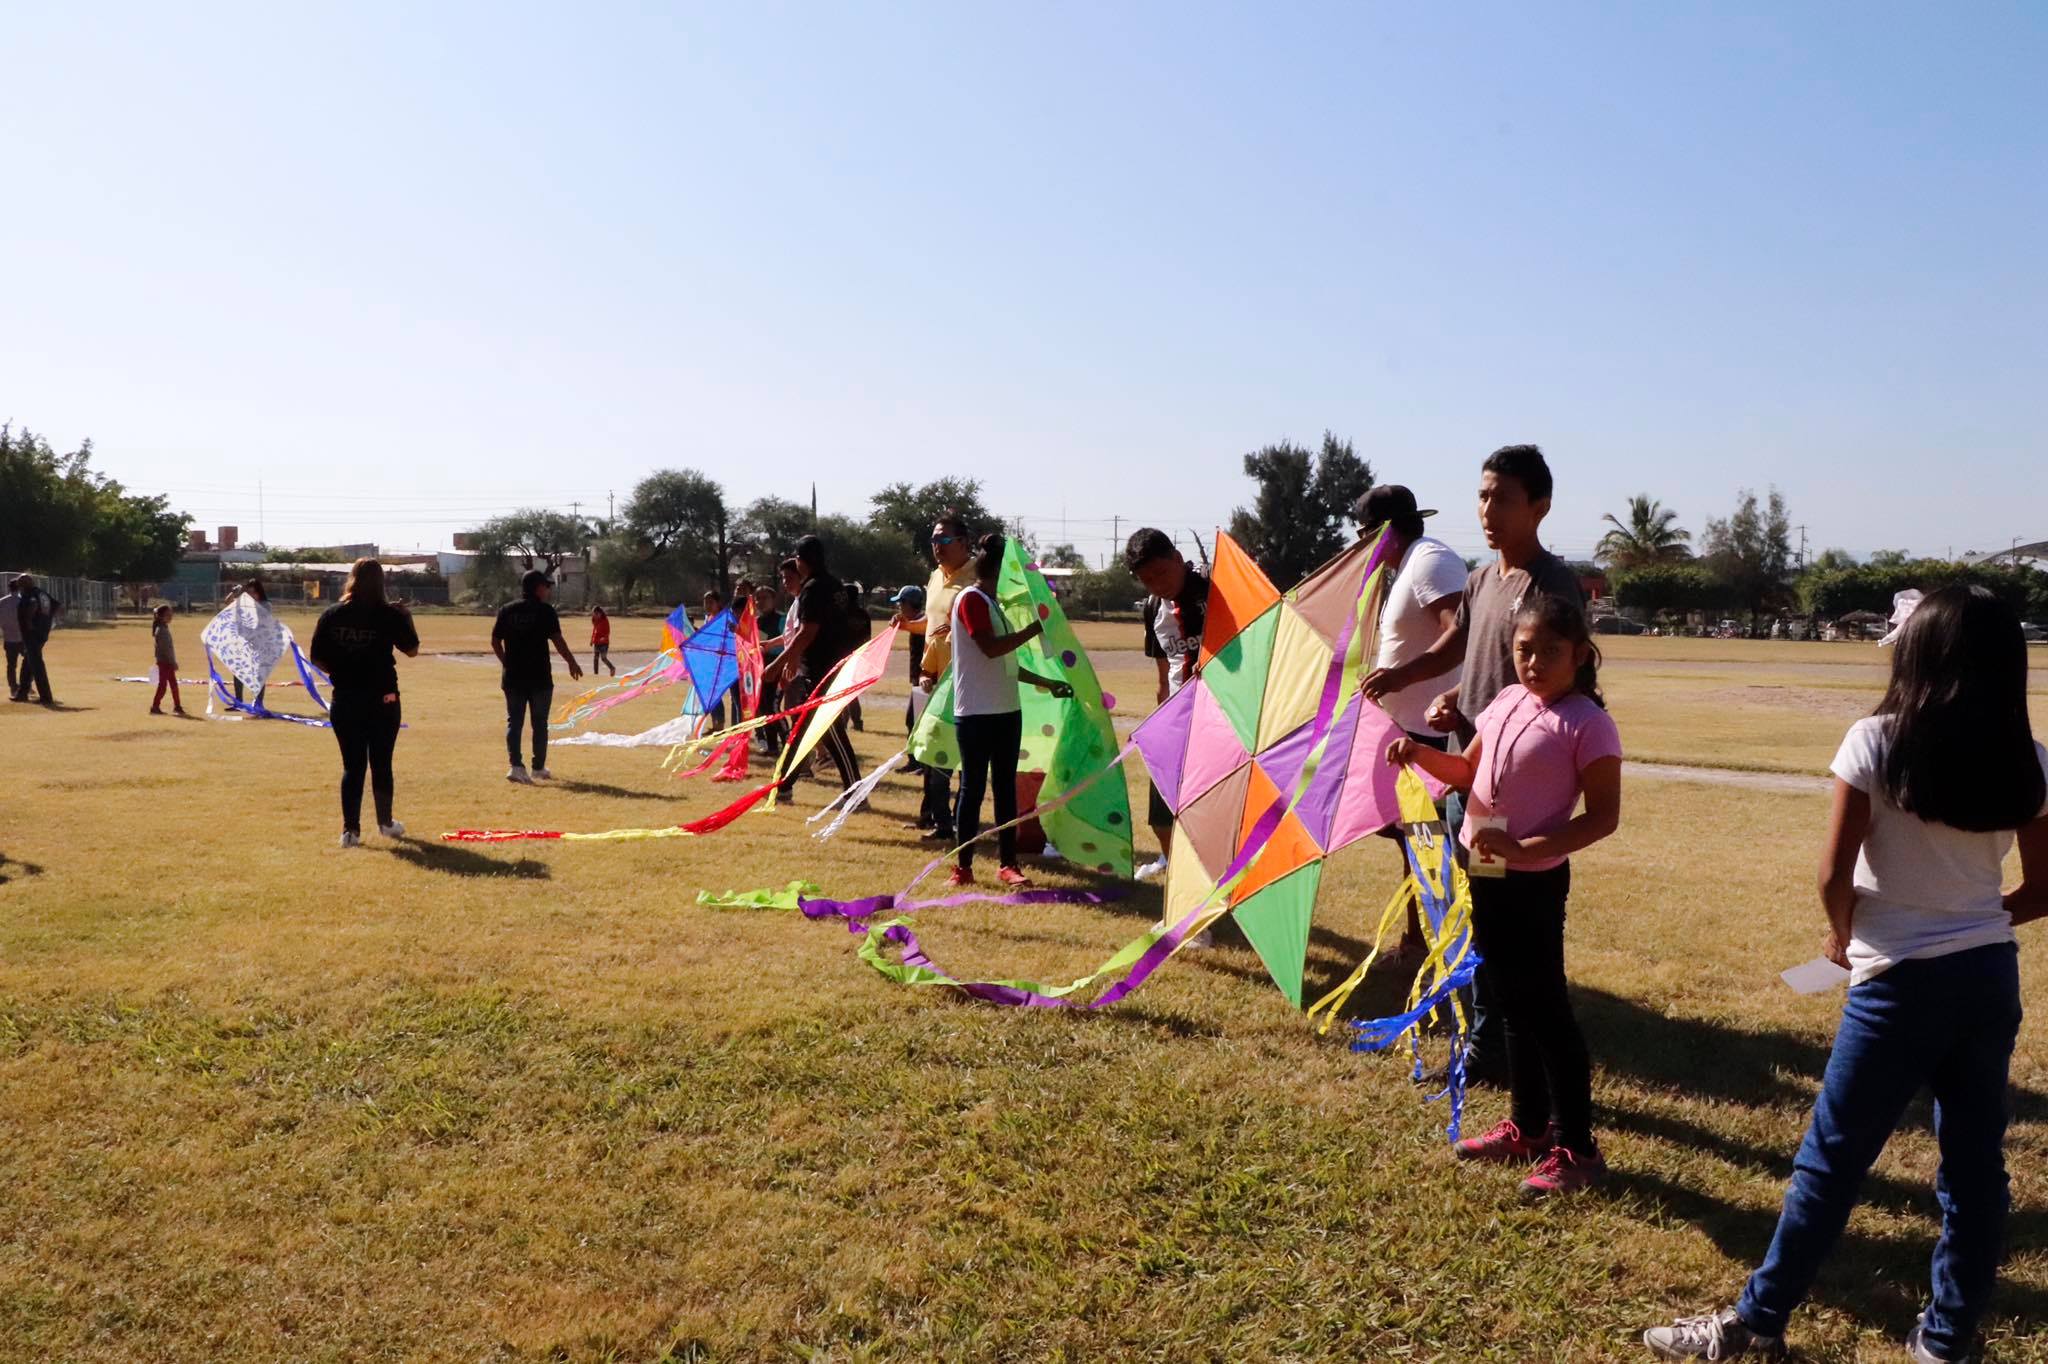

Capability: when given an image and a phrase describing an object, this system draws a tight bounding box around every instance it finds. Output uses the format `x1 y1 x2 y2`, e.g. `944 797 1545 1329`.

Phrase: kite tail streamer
697 880 820 910
809 750 907 839
442 778 780 843
205 649 332 728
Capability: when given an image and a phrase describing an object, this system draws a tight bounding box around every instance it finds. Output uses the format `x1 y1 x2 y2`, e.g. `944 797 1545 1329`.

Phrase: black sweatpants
331 692 402 833
504 682 553 768
18 640 51 702
954 709 1022 871
1466 861 1594 1152
777 674 860 799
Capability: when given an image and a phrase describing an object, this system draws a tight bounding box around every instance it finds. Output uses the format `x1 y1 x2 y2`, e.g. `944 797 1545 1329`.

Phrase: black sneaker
1642 1308 1786 1359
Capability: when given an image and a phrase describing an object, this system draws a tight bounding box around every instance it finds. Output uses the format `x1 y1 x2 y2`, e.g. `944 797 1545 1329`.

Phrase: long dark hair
342 558 387 608
1876 585 2043 832
1513 594 1604 708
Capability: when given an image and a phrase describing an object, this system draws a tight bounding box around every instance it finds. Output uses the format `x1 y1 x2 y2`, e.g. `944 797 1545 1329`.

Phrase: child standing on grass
589 605 615 676
149 605 186 715
1644 585 2048 1363
1387 593 1622 1197
948 533 1072 889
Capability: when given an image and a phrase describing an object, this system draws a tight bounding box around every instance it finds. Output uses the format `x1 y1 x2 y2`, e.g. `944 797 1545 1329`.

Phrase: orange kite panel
1199 531 1283 667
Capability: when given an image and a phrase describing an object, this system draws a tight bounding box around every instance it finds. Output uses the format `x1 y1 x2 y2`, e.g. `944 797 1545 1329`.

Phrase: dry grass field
5 613 2047 1362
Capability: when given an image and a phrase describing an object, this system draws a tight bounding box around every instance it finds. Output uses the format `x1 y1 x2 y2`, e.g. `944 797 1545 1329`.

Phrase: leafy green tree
0 425 102 572
869 477 1001 565
1595 495 1692 567
1043 543 1089 570
1701 488 1795 624
733 496 818 581
475 509 592 574
815 514 924 592
1808 547 1859 573
1610 562 1729 619
625 469 732 596
1226 432 1373 589
1867 548 1912 569
88 485 189 588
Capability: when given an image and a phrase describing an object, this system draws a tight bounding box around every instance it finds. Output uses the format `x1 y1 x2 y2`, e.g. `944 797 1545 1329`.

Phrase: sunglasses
932 534 959 547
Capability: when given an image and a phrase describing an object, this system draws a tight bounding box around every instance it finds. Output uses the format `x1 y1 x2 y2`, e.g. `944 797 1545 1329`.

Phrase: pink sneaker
947 866 974 887
997 864 1033 888
1453 1119 1556 1164
1521 1145 1607 1198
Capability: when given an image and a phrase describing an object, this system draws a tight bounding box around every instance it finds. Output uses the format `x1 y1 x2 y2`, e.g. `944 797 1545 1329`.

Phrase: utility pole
1794 524 1808 571
258 478 265 547
1111 514 1120 563
608 490 615 523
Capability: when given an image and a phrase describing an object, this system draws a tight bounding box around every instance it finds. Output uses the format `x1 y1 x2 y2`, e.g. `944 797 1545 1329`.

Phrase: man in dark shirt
492 570 582 783
760 537 859 801
1128 528 1211 879
1360 444 1583 1081
12 576 63 706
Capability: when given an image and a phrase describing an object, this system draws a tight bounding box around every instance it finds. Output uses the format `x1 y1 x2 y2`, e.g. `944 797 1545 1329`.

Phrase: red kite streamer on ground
442 626 899 842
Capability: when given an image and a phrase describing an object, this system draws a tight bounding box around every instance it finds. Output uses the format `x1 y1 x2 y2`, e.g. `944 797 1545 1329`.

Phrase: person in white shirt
1645 585 2048 1364
947 533 1073 889
1354 485 1467 960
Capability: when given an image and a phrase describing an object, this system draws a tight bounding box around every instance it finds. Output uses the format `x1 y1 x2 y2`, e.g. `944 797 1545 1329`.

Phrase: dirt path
1629 762 1829 794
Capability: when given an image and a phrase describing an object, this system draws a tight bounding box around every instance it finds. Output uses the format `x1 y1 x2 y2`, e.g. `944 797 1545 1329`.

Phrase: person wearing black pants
1466 863 1591 1153
946 533 1073 887
760 542 859 803
332 692 403 837
309 559 420 846
954 709 1024 873
492 570 582 783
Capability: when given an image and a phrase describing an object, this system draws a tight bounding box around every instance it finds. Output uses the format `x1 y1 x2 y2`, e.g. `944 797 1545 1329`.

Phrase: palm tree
1597 495 1693 567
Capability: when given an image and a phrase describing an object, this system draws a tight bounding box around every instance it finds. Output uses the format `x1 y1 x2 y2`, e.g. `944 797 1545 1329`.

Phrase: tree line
470 432 1378 612
0 425 188 585
1597 489 2048 626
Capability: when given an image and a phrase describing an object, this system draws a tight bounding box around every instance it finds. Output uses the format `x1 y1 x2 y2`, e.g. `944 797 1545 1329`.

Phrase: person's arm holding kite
762 618 819 691
1362 610 1465 719
1387 731 1480 793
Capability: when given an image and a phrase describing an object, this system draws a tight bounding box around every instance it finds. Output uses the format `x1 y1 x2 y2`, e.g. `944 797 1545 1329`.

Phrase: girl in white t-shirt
1646 586 2048 1363
948 534 1073 888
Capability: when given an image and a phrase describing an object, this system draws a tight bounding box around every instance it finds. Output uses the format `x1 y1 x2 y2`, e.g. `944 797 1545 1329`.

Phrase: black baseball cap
1352 485 1437 534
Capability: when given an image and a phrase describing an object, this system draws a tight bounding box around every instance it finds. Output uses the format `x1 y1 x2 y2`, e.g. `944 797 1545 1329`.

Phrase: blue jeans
1738 943 2021 1356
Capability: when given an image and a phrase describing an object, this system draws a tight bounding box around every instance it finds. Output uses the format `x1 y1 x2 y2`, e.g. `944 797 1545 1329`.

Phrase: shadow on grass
548 778 676 803
384 839 551 880
1586 985 2048 1335
1608 1166 2048 1336
0 851 45 884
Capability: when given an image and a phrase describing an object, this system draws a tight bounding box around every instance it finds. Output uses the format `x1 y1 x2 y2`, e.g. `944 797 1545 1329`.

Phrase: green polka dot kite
909 538 1134 877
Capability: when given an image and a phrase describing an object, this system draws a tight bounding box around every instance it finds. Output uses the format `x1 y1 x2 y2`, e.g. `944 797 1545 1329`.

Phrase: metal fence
15 575 119 626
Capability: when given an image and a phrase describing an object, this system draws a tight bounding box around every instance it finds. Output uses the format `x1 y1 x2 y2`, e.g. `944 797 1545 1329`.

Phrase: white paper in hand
1780 957 1851 995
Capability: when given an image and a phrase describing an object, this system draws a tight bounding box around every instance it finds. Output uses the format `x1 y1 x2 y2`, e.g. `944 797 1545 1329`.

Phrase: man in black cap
492 569 582 783
1354 486 1468 752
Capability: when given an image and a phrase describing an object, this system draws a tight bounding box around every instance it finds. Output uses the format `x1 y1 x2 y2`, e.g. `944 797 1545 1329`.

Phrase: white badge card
1466 813 1511 879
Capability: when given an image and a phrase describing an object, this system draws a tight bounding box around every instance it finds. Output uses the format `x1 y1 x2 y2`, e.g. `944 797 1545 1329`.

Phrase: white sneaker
507 765 533 784
378 821 405 838
1039 841 1062 861
1135 857 1169 881
531 767 552 780
339 830 361 848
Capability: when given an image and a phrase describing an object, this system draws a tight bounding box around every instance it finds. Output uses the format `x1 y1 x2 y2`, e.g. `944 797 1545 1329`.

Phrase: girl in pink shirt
1388 594 1623 1197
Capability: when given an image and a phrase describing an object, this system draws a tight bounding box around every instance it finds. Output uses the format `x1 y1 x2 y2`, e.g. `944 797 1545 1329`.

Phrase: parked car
1592 615 1644 636
2024 622 2046 644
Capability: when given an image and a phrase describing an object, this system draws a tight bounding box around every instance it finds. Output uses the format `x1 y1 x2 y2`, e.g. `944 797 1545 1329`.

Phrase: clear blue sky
5 2 2043 567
